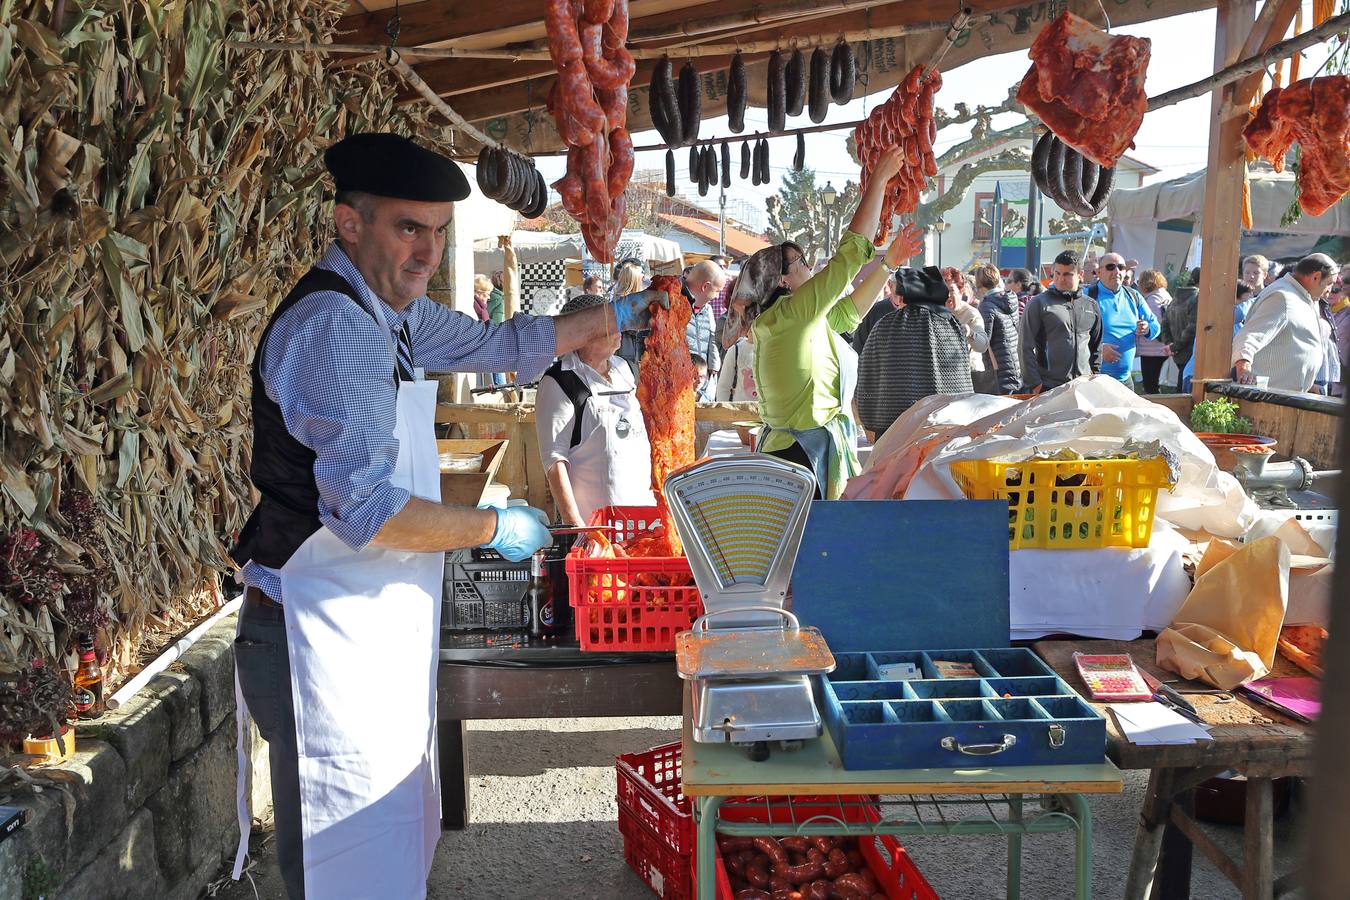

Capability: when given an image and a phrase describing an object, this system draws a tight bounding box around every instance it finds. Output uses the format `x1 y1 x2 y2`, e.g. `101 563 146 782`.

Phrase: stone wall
0 616 267 900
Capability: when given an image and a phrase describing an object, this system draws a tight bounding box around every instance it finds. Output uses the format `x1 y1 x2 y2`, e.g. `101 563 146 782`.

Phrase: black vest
232 268 413 570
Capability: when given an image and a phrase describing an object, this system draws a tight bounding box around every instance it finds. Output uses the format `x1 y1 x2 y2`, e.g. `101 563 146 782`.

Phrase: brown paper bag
1156 535 1289 690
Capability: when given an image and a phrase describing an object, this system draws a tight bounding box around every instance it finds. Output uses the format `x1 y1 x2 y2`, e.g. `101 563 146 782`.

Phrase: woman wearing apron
535 293 655 525
730 147 924 498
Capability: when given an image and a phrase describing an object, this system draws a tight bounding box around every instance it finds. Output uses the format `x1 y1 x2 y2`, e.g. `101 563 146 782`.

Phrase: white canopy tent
472 229 684 273
1109 168 1350 274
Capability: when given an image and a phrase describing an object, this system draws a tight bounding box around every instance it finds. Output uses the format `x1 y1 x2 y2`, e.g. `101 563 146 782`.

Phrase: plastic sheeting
843 377 1267 640
848 376 1259 537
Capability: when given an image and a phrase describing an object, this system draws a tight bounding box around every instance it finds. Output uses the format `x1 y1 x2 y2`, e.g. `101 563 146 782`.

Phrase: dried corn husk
0 1 451 681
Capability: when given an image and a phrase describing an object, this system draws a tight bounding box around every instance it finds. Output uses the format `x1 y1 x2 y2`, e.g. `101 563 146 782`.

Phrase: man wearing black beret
229 133 664 899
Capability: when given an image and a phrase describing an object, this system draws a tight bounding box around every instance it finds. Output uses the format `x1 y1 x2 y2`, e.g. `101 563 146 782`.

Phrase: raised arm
847 226 925 318
847 147 905 242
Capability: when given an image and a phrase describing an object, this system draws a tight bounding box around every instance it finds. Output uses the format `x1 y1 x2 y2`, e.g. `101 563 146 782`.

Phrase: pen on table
1152 693 1205 725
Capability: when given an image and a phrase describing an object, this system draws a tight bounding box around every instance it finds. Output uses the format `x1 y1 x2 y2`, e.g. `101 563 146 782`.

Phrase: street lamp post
821 181 838 260
934 217 949 268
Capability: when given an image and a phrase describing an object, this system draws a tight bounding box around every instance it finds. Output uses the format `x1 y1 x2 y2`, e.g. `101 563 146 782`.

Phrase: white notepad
1107 702 1213 745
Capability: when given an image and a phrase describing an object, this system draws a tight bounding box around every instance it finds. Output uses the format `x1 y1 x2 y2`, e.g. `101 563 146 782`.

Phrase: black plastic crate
442 548 530 631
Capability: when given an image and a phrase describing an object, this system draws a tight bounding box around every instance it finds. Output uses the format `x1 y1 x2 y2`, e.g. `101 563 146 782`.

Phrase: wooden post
1193 0 1258 401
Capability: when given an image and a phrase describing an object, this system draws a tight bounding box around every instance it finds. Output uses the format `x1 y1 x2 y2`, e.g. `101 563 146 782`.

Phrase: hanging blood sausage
740 140 751 180
688 144 700 182
830 41 855 105
1087 165 1115 214
678 61 701 145
808 48 829 124
721 141 731 188
476 146 499 198
793 132 805 171
728 51 747 134
649 57 681 146
665 148 676 197
785 49 806 117
767 50 786 133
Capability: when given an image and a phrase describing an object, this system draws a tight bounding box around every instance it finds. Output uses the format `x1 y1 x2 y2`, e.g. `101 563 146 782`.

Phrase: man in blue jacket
1089 252 1160 388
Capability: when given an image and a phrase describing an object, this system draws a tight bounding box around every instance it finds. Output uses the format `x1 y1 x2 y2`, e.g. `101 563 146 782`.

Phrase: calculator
1072 652 1153 702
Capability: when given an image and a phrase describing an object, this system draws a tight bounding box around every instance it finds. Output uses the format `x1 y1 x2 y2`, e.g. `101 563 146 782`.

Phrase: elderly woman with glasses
727 147 922 498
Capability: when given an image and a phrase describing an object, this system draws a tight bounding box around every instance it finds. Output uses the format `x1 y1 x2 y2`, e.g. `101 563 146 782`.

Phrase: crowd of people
478 198 1347 501
237 132 1346 898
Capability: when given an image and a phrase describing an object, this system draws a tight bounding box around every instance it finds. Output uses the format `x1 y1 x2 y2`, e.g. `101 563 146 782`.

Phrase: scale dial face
664 455 816 606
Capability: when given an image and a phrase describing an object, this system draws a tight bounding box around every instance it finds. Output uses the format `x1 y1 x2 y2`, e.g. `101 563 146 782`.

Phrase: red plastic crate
698 798 939 900
620 806 693 899
567 505 701 652
617 741 694 857
618 743 934 900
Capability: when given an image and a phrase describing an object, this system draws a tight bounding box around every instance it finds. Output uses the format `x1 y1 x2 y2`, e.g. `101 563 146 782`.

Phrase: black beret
324 132 470 202
896 265 950 304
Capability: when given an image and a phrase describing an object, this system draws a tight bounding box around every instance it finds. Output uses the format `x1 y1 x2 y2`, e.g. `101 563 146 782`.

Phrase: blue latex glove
485 506 551 561
610 288 670 333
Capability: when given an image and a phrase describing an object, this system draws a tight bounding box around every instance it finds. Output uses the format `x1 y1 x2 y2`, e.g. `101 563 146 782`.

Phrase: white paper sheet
1107 701 1213 745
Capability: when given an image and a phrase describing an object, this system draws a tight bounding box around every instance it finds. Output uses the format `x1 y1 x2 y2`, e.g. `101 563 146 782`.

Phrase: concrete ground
208 715 1304 899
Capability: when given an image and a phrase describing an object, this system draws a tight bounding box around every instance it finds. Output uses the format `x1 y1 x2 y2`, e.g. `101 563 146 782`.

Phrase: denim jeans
234 591 305 899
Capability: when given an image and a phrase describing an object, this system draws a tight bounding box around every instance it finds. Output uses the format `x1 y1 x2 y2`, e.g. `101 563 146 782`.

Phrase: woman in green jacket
727 147 922 497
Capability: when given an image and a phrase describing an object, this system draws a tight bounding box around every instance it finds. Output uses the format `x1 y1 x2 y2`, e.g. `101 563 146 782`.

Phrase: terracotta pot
732 421 760 450
24 725 76 761
1194 432 1277 472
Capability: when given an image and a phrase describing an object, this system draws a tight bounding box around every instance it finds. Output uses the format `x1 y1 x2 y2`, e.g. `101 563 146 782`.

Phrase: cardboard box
436 439 508 507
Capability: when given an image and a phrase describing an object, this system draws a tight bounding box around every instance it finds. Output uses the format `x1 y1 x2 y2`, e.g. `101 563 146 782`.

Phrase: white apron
565 362 655 522
234 314 444 899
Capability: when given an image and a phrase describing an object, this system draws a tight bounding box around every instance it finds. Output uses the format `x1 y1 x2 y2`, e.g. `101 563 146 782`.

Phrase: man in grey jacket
683 259 727 390
1021 250 1103 391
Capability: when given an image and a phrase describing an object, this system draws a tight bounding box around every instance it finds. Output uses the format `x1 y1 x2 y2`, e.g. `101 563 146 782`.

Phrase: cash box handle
940 734 1017 756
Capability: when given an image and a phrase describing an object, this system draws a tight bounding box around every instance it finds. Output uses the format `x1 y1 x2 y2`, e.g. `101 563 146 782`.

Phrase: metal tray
676 625 835 680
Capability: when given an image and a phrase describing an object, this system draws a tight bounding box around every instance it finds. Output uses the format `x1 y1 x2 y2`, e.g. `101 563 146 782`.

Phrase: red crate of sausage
566 506 701 652
616 742 935 900
697 797 939 900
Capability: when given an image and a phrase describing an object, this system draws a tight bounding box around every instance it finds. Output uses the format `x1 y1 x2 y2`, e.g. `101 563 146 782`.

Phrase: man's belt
244 586 283 610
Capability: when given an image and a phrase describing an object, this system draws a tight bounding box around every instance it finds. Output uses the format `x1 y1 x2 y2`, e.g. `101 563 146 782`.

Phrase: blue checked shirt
241 243 557 600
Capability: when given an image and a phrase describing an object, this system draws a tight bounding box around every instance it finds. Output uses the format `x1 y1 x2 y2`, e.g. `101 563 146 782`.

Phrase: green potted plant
1190 397 1276 472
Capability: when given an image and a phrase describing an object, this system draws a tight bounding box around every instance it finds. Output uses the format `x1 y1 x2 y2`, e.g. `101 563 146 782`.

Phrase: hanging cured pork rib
1244 76 1350 217
629 275 696 558
577 277 694 600
1015 11 1151 169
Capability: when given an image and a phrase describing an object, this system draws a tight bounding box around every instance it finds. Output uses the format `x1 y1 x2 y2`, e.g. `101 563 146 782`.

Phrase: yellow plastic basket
950 457 1175 550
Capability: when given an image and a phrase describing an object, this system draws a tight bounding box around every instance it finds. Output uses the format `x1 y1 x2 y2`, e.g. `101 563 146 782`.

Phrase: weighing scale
666 455 835 761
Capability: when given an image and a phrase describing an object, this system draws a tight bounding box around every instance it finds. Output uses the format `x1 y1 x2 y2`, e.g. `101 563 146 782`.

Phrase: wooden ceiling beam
337 0 696 51
440 52 736 122
406 0 953 98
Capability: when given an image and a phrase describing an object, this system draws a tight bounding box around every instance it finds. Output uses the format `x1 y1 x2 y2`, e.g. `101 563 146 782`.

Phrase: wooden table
681 687 1123 899
1034 639 1315 900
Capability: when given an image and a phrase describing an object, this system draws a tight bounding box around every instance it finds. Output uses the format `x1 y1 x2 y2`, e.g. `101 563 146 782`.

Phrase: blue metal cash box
789 501 1107 770
816 647 1106 769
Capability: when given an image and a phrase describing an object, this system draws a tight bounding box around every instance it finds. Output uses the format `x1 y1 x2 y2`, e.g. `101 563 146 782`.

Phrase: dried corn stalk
0 0 451 682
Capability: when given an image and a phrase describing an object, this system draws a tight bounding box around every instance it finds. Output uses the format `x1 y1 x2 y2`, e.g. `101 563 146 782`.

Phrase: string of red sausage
545 0 636 263
852 65 941 243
